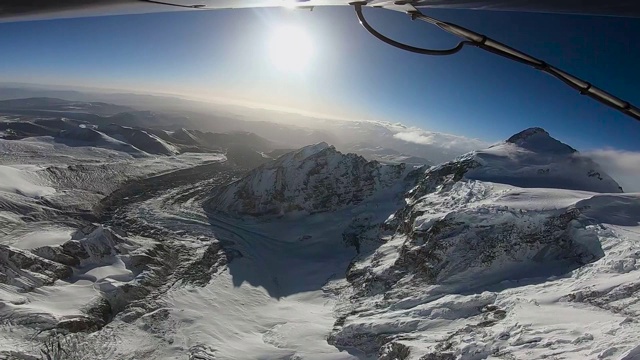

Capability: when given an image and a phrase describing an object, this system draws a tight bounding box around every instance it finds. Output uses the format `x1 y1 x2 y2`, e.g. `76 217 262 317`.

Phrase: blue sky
0 6 639 150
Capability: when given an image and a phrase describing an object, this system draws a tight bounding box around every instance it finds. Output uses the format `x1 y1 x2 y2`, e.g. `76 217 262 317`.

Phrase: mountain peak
282 142 332 162
302 141 330 154
505 127 576 154
409 127 623 197
506 127 548 143
206 143 407 216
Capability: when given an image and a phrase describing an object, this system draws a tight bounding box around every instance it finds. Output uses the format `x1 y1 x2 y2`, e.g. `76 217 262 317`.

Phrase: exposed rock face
357 206 602 295
206 143 408 216
406 158 480 202
32 225 129 269
0 244 73 291
342 212 382 253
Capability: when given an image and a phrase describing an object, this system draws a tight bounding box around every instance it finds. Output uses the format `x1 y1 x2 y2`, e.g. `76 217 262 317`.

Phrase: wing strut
351 2 640 123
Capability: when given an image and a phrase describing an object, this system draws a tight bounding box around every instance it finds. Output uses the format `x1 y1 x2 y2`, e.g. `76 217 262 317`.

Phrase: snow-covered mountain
1 113 277 160
206 142 411 216
1 125 639 360
472 127 622 192
327 129 637 358
330 185 640 359
408 127 622 201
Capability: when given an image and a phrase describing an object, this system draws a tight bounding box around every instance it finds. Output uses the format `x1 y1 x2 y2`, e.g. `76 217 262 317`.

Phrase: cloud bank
584 149 640 192
328 120 491 164
392 130 489 153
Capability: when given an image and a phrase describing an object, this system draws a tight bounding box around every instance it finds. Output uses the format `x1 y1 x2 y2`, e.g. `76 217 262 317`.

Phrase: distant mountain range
0 98 282 161
0 97 134 116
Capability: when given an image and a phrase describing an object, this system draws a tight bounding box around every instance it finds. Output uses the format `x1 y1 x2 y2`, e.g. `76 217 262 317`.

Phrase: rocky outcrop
32 225 129 268
0 244 73 291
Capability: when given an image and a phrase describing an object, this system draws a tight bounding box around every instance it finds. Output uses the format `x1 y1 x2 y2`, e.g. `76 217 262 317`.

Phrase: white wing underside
1 0 639 22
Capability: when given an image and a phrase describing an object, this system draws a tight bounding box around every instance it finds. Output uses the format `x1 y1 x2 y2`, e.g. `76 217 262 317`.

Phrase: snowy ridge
328 129 638 359
1 113 275 157
100 124 179 155
207 143 410 216
332 181 640 359
58 127 148 156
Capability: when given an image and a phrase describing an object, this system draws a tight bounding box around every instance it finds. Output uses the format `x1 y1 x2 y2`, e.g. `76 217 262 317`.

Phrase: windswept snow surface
1 225 74 249
0 164 55 197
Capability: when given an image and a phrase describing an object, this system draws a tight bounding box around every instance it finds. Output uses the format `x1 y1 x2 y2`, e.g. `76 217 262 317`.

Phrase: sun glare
268 25 314 73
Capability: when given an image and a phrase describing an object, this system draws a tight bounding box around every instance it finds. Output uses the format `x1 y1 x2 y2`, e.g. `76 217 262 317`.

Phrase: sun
268 25 314 73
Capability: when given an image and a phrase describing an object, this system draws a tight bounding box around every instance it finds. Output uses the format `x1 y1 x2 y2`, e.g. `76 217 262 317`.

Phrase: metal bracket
352 3 640 123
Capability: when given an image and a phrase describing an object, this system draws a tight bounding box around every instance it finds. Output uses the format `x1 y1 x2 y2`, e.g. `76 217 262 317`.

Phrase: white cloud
393 130 489 152
584 149 640 192
329 120 491 163
393 131 436 145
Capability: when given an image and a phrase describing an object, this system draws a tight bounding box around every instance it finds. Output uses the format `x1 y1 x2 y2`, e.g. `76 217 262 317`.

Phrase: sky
0 5 639 152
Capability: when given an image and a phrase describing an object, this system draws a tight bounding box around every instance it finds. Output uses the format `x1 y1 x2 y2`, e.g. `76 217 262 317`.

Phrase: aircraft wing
1 0 640 22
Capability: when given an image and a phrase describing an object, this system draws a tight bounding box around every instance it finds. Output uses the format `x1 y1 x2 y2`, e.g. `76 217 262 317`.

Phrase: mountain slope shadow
200 142 411 299
204 211 357 299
